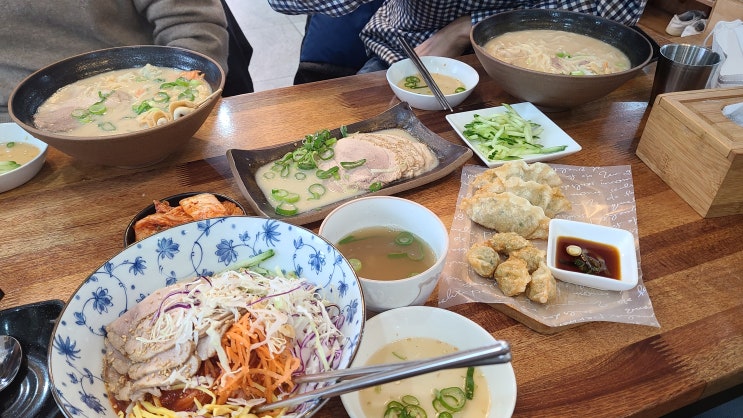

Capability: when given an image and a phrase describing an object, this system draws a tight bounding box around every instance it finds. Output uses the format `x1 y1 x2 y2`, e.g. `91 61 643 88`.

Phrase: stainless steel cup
649 44 721 103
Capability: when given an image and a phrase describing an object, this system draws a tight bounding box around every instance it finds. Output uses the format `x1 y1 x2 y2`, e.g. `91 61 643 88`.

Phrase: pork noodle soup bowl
9 45 224 168
318 196 449 312
470 9 654 111
48 216 365 417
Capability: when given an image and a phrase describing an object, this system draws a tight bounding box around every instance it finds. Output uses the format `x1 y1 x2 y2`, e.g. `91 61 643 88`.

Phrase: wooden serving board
488 303 584 334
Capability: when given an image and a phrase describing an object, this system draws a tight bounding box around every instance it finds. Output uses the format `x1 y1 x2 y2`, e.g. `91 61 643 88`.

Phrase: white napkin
723 102 743 126
706 20 743 87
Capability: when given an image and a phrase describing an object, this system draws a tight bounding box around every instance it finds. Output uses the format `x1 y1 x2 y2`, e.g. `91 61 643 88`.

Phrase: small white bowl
340 306 517 418
546 218 639 291
0 122 47 193
386 56 479 110
318 196 449 312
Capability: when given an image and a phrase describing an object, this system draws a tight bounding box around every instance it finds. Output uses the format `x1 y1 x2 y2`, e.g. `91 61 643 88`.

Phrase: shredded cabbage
109 266 345 418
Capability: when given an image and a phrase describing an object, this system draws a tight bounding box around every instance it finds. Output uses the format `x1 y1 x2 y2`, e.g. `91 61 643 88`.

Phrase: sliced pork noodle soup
484 29 631 75
34 64 212 136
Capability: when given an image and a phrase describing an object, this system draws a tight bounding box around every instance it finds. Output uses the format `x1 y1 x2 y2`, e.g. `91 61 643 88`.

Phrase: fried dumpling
476 160 564 188
527 262 557 304
494 257 531 296
466 242 501 277
462 191 550 239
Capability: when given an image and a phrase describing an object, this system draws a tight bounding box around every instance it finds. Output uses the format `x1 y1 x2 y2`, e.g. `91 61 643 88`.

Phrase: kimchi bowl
9 45 224 167
49 216 365 417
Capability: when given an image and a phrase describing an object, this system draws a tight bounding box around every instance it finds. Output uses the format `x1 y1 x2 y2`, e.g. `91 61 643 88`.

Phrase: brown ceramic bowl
470 9 655 111
8 45 224 167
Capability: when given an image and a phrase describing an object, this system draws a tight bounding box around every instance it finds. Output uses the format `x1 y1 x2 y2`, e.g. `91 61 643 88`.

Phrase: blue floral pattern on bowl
49 216 365 417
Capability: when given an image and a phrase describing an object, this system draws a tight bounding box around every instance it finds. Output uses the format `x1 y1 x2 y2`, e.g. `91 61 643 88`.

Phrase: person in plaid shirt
268 0 647 72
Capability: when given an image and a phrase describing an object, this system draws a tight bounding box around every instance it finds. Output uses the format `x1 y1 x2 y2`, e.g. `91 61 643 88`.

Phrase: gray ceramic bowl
471 9 655 111
9 45 224 167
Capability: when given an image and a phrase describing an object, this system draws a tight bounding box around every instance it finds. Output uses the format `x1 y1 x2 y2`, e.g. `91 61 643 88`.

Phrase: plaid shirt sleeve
267 0 371 16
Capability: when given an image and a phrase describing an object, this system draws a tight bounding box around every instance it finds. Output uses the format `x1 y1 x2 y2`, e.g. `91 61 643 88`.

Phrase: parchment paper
438 164 660 330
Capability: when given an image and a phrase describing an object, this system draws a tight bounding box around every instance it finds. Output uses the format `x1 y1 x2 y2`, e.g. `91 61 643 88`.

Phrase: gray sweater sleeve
133 0 229 72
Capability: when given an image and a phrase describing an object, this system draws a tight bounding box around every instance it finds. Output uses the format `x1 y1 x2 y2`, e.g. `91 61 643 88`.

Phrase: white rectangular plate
445 102 582 167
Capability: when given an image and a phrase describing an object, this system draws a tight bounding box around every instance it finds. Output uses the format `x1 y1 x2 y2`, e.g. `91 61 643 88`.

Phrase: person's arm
267 0 369 17
413 15 472 58
134 0 229 72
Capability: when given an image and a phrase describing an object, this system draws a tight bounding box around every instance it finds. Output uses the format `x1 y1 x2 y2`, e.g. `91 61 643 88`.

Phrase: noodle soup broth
358 337 490 417
33 64 212 137
336 226 436 281
483 29 630 75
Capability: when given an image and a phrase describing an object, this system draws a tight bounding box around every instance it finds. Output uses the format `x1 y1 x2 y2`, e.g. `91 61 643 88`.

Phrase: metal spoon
0 335 22 392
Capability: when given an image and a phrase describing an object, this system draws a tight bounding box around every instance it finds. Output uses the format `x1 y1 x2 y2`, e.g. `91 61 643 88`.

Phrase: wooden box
637 87 743 218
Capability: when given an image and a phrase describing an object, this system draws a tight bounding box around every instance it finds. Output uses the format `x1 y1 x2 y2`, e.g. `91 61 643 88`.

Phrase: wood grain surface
1 39 742 417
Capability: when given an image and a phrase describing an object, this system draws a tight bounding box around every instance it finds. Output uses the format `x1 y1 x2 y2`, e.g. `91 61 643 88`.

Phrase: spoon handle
253 341 511 413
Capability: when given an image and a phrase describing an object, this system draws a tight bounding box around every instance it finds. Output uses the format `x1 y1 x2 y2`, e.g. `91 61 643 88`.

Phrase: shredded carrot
180 70 204 80
214 311 301 408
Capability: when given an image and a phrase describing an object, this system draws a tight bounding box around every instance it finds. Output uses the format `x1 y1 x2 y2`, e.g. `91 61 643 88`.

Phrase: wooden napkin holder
637 87 743 218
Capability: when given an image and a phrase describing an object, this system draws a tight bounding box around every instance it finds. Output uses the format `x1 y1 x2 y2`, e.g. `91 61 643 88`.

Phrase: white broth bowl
386 56 479 110
319 196 449 312
0 122 47 193
340 306 517 417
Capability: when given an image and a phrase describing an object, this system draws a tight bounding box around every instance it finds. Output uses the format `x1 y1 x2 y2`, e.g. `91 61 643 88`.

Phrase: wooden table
1 52 741 417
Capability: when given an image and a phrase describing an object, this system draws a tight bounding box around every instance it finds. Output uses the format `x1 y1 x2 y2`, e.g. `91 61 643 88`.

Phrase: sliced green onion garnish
153 91 170 102
275 202 298 216
271 188 300 203
295 172 307 180
437 387 466 412
340 159 366 169
88 102 106 115
98 122 116 131
178 89 196 101
0 161 21 173
297 161 317 170
348 258 362 271
404 75 427 89
71 108 89 119
338 234 359 245
394 231 415 246
369 181 383 192
317 148 335 160
405 242 425 261
465 367 475 400
316 166 339 180
272 188 288 199
4 142 15 148
133 101 152 115
308 183 326 200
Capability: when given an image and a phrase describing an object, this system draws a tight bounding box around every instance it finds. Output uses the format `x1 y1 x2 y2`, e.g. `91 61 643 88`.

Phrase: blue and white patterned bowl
48 216 365 417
